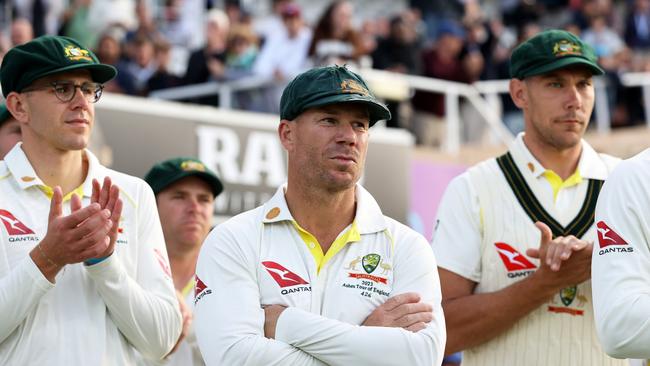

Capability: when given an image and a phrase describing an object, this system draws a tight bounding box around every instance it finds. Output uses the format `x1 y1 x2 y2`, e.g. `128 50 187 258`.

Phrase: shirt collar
509 132 608 181
4 142 101 198
262 183 387 234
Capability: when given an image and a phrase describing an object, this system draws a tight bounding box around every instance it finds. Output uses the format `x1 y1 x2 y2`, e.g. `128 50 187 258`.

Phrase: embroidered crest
553 40 582 57
64 45 92 61
340 79 369 96
362 253 381 274
180 160 206 172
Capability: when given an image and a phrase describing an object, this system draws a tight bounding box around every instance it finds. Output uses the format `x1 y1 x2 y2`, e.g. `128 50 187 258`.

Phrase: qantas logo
0 210 35 235
596 221 633 255
495 242 537 278
194 276 212 304
262 261 309 288
596 221 627 247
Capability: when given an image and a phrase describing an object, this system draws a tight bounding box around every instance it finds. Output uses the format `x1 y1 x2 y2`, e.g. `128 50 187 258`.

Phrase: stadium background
2 0 650 242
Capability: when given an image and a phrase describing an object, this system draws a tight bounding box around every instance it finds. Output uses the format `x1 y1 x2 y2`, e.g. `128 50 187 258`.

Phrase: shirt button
309 242 315 249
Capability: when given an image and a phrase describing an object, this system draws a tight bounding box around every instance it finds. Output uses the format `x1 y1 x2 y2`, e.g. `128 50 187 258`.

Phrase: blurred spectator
147 38 183 93
583 14 626 68
158 0 205 52
411 19 484 146
183 8 230 105
462 5 500 80
10 0 64 36
253 0 292 43
10 18 33 46
409 0 465 43
59 0 96 48
223 23 258 109
308 0 371 67
252 2 311 113
495 22 541 134
95 28 137 94
625 0 650 50
86 0 138 37
373 14 421 75
372 13 422 128
123 33 158 95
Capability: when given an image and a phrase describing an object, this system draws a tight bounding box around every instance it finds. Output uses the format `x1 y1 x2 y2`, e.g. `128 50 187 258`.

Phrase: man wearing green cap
193 65 446 365
143 157 223 366
431 29 625 365
0 104 21 158
0 36 182 365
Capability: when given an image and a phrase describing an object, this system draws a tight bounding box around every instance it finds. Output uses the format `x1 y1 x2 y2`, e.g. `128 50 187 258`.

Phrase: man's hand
167 290 193 356
31 187 114 281
362 292 433 332
525 221 592 289
89 177 123 259
263 304 287 339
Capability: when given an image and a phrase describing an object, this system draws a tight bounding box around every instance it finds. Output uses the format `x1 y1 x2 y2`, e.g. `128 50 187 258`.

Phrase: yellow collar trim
39 184 85 202
542 169 582 201
291 220 361 274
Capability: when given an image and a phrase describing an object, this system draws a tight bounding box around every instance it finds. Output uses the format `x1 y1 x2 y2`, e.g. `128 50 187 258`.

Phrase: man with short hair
143 157 223 366
432 29 626 365
0 104 21 158
194 65 446 365
0 35 182 365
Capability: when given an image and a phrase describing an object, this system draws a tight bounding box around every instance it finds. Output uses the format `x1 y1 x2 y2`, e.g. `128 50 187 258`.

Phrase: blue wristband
84 256 109 266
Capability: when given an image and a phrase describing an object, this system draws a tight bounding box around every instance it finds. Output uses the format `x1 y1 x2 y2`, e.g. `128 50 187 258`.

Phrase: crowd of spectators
2 0 650 145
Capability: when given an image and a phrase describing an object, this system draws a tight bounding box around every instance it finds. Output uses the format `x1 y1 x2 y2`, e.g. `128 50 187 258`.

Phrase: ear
278 119 294 151
509 79 527 109
5 92 30 124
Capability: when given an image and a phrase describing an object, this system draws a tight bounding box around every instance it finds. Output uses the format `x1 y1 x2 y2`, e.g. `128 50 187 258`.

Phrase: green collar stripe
496 152 602 239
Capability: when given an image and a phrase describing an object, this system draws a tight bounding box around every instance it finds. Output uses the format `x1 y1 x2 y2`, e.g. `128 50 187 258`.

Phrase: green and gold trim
496 152 603 239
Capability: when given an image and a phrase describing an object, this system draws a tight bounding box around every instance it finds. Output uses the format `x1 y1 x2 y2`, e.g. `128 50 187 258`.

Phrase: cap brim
521 57 605 79
23 63 117 89
160 171 224 198
301 94 391 126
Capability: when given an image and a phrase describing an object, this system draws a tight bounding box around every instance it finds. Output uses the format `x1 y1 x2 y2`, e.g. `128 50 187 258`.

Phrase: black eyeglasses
22 80 104 103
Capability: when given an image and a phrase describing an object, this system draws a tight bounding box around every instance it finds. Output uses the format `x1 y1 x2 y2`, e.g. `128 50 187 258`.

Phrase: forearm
443 273 555 354
276 307 445 366
0 257 53 343
85 255 182 359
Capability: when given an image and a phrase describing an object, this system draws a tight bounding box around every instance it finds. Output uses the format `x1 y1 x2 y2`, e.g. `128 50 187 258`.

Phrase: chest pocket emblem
362 253 381 274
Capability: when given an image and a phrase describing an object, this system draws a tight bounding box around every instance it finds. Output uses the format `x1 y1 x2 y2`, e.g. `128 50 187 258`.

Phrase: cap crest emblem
553 40 582 57
180 160 206 172
64 45 92 61
340 79 369 96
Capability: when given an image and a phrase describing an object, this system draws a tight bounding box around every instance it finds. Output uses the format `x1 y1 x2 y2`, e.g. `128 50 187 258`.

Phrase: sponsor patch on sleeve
596 221 633 255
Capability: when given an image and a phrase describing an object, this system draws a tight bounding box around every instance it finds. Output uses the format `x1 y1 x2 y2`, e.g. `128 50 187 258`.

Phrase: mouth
66 118 90 127
332 155 357 164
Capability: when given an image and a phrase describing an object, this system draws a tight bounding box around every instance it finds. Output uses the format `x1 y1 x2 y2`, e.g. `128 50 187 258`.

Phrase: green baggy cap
1 35 117 97
144 157 223 198
510 29 604 79
280 65 391 126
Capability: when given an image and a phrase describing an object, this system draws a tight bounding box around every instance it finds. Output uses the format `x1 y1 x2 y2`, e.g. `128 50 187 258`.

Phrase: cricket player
0 103 21 158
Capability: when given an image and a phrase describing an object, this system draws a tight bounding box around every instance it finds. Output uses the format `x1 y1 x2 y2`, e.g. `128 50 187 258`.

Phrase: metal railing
149 68 619 154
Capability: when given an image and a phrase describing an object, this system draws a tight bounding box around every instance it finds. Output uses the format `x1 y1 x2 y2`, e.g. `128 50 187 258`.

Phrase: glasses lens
80 82 103 103
52 81 75 102
51 81 103 103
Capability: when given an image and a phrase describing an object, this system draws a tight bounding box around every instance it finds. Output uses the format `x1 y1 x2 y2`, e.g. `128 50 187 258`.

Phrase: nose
69 86 91 110
336 122 358 145
564 84 583 111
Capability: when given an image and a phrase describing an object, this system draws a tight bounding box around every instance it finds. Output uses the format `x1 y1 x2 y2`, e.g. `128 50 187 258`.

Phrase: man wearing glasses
0 36 182 365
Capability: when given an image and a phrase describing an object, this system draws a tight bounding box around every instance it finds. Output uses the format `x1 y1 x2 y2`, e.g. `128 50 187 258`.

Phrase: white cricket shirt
593 148 650 359
0 143 182 365
194 184 446 366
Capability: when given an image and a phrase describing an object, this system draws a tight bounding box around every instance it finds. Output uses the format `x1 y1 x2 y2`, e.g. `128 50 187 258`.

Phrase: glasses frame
21 80 105 103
